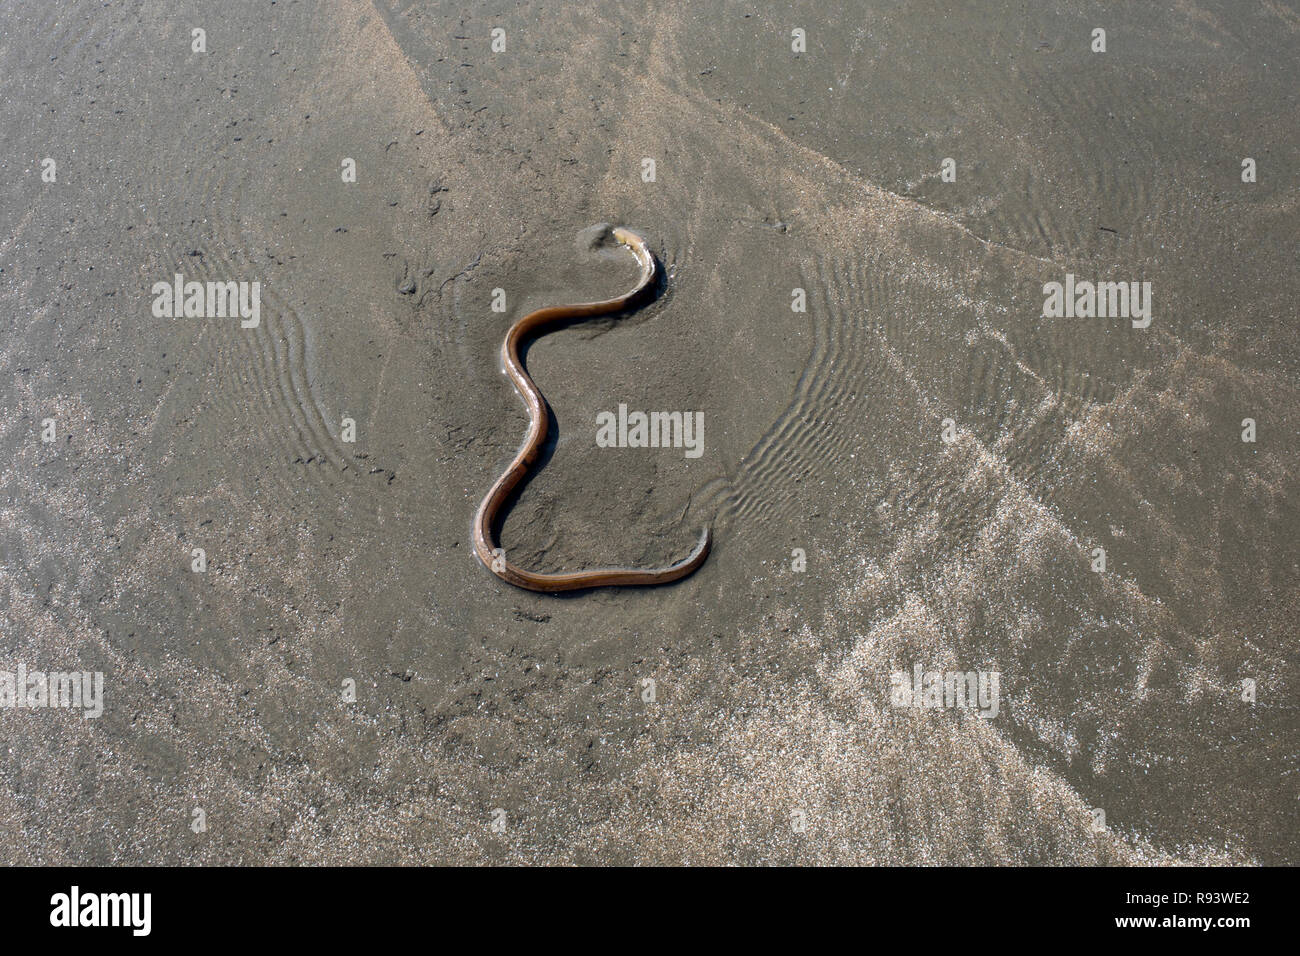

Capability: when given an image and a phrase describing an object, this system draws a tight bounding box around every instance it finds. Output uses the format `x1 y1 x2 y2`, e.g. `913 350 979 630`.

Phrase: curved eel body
473 227 712 591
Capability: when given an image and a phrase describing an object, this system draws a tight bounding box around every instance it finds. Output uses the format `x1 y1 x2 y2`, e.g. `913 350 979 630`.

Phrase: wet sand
0 0 1295 864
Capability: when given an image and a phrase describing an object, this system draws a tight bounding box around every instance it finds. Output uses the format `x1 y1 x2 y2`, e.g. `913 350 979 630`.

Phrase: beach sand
0 0 1295 863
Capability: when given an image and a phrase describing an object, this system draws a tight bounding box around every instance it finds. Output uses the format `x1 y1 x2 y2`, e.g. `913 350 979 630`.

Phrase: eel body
472 227 711 592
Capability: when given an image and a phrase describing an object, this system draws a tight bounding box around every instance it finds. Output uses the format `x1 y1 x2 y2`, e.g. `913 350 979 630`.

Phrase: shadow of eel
472 227 712 591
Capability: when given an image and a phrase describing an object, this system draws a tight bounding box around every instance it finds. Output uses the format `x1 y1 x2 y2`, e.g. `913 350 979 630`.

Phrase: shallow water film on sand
0 0 1296 865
